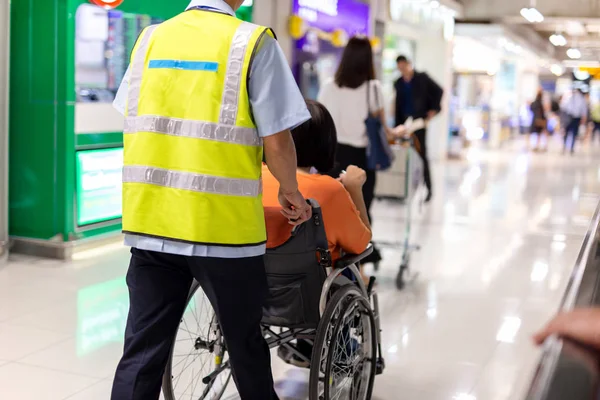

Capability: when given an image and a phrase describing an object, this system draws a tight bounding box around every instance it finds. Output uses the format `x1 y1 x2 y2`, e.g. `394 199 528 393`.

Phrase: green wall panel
10 0 252 242
9 0 189 241
9 0 62 239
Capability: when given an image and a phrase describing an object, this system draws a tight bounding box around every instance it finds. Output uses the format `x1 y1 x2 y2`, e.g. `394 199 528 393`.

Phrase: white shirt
318 80 384 148
115 0 310 258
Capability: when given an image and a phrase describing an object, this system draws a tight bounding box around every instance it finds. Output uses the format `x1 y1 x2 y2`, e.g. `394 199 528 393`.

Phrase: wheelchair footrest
277 345 311 369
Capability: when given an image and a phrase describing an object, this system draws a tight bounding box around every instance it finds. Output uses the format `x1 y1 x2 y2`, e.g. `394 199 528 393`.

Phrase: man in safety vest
110 1 312 399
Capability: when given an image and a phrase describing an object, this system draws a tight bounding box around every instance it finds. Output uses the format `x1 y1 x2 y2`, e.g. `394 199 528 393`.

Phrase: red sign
89 0 124 9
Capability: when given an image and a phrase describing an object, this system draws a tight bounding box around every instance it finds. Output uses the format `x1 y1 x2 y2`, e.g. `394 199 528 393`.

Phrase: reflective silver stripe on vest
128 25 158 117
219 22 260 126
124 115 262 146
123 166 262 197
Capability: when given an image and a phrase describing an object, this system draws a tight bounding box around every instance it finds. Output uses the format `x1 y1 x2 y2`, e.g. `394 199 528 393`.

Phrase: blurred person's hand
534 308 600 350
427 110 438 120
278 188 312 226
392 125 408 137
383 125 396 142
339 166 367 190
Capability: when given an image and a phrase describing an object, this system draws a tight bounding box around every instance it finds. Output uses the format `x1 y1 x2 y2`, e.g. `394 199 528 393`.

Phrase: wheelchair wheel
162 281 232 400
309 285 377 400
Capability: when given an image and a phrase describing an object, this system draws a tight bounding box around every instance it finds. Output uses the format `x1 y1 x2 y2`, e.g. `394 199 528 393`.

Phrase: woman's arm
340 167 371 231
324 167 372 258
370 80 395 140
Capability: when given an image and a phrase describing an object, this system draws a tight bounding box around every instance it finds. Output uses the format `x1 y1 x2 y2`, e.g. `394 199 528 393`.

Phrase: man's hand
264 130 310 226
278 188 312 226
533 308 600 350
392 125 408 138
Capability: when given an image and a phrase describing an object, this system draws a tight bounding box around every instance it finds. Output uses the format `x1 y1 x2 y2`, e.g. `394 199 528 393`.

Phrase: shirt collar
186 0 235 16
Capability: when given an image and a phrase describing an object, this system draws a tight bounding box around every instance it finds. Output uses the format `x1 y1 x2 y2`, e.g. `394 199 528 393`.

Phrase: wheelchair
162 200 386 400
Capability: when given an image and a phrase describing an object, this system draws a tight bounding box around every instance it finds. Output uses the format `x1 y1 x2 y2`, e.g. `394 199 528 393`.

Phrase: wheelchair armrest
334 244 374 269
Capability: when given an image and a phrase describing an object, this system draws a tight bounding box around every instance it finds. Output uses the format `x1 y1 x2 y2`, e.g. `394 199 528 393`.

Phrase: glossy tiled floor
1 140 599 400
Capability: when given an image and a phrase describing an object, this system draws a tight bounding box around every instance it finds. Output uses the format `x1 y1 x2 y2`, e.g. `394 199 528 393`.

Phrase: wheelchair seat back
262 200 329 329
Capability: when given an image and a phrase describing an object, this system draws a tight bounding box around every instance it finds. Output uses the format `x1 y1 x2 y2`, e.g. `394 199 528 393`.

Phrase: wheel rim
324 297 375 400
169 287 232 399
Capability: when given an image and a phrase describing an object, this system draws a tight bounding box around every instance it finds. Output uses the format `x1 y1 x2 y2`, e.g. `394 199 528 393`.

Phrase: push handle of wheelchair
290 198 322 236
334 243 374 269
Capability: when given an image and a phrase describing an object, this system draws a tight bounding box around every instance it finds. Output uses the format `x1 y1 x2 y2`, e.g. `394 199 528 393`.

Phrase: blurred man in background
394 55 443 202
561 89 588 154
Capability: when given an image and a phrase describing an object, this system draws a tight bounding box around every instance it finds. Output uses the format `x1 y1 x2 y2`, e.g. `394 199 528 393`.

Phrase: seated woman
262 99 372 368
262 99 372 263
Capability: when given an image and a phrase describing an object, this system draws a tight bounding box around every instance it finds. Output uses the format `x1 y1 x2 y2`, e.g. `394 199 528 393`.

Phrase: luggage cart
396 136 424 289
374 136 424 290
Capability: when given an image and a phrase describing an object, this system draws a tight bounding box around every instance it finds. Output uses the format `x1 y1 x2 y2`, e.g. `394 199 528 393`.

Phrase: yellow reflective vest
123 9 273 246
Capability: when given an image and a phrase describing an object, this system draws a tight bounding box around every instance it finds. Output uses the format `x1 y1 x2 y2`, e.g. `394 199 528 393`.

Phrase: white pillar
253 0 294 63
0 0 9 264
417 33 453 161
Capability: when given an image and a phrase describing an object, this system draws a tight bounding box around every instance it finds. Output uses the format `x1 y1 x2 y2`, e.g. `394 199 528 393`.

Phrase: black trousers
414 129 432 195
111 248 278 400
592 121 600 140
331 143 377 222
564 118 582 153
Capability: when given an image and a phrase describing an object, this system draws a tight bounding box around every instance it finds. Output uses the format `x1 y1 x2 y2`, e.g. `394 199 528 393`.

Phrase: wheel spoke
320 294 374 400
166 285 232 400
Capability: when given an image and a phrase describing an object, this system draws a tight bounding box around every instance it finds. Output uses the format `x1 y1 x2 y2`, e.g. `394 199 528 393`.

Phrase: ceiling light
567 48 582 59
529 8 544 22
565 21 586 36
520 7 544 23
430 1 440 8
549 33 567 47
550 64 564 76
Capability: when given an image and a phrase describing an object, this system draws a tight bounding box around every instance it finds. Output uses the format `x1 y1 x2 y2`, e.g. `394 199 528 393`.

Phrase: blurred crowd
527 87 600 153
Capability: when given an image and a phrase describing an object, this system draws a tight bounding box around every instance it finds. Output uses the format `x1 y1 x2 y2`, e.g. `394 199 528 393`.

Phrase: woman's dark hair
291 100 337 174
535 88 543 103
334 36 375 89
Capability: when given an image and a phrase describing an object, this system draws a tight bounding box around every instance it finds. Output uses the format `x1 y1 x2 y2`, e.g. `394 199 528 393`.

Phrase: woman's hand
339 166 367 191
384 126 395 141
533 308 600 350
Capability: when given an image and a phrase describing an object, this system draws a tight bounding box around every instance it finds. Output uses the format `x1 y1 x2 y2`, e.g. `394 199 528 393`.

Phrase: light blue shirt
562 92 588 119
114 0 310 258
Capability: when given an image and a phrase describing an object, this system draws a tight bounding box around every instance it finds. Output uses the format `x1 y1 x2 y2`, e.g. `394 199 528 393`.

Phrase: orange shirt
262 166 372 260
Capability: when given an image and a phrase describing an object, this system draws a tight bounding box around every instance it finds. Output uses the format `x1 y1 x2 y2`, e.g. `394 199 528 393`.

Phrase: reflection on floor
1 144 599 400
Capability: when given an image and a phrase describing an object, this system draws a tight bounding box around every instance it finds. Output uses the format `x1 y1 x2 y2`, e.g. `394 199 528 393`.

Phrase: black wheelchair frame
162 200 386 400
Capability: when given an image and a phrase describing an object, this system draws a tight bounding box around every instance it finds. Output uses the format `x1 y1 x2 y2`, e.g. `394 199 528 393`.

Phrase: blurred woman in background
530 88 548 152
318 36 394 265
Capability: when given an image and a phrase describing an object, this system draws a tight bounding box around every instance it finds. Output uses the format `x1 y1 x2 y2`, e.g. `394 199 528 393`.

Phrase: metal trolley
162 201 386 400
374 136 425 289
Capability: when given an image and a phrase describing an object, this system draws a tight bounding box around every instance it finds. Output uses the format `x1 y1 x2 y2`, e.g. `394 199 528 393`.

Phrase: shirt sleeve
324 184 372 257
112 65 131 116
249 35 311 138
425 73 444 112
